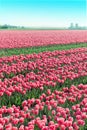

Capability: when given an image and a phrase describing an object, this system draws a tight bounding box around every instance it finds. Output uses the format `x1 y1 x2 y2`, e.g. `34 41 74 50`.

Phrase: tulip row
0 47 86 65
0 48 87 98
0 48 87 80
0 84 87 130
0 30 87 49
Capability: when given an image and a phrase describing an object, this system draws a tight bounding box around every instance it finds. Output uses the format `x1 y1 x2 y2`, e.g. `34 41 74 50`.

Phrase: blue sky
0 0 86 27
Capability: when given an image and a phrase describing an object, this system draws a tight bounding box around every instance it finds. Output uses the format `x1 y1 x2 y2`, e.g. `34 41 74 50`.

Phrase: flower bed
0 48 87 129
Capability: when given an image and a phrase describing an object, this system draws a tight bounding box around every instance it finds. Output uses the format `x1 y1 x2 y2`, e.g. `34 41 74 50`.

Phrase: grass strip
0 42 87 57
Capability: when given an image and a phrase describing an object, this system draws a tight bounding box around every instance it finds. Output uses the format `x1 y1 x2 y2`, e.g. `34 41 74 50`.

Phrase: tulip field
0 30 87 130
0 30 87 49
0 43 87 130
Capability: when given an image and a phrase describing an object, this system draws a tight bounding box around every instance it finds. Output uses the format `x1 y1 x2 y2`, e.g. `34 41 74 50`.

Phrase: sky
0 0 86 27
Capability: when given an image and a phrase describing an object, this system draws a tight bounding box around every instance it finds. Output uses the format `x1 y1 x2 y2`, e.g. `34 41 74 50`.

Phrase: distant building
70 23 74 29
69 23 80 30
75 23 79 29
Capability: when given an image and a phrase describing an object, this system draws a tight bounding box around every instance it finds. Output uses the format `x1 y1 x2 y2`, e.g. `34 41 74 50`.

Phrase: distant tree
1 24 8 29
